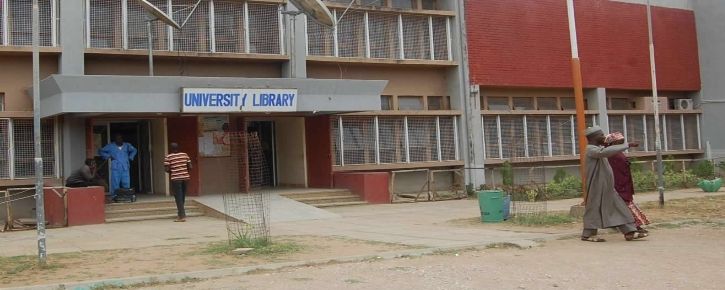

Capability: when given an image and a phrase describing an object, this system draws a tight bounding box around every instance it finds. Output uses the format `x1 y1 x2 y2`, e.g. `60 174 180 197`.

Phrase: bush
692 160 716 179
665 170 698 189
545 175 582 200
633 170 657 192
501 161 514 187
552 168 568 183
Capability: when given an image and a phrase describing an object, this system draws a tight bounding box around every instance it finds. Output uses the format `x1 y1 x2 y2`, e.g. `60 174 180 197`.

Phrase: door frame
92 119 154 194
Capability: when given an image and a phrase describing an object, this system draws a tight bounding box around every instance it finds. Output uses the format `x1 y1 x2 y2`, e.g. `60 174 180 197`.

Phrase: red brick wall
466 0 700 91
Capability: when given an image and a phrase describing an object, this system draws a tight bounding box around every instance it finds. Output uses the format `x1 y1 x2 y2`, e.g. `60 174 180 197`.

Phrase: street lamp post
32 0 48 266
646 0 666 208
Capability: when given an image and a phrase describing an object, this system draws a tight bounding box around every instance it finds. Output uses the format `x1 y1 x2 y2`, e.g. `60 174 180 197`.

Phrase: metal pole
147 19 154 76
32 0 48 266
646 0 665 208
566 0 588 204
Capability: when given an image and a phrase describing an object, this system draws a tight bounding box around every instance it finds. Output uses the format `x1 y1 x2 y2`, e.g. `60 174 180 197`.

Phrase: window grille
397 96 424 110
378 116 406 164
172 0 210 52
625 115 645 152
499 116 525 159
341 117 376 165
431 16 448 60
537 97 558 110
683 114 699 150
439 117 456 161
127 0 169 50
214 0 245 53
307 14 334 56
360 0 385 7
645 115 657 152
12 119 56 178
421 0 437 10
331 117 342 166
665 114 684 150
482 116 499 159
0 2 4 45
401 14 429 59
367 12 399 59
608 115 624 136
0 119 9 178
390 0 413 9
559 97 575 110
512 97 534 110
407 116 438 162
526 116 548 157
7 0 54 46
549 116 573 156
247 3 280 54
336 9 365 58
88 0 123 49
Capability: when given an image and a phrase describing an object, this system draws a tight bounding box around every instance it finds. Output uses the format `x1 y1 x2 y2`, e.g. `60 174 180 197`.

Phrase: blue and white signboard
182 88 298 113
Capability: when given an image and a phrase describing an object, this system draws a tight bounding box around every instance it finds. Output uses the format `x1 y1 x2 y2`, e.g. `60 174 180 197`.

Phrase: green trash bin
478 190 504 223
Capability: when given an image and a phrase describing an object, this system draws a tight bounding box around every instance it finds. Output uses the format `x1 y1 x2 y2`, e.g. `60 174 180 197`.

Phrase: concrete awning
39 75 387 118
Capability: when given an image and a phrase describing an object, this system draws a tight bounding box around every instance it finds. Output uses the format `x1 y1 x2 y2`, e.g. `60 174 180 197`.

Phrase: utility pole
646 0 666 208
32 0 48 265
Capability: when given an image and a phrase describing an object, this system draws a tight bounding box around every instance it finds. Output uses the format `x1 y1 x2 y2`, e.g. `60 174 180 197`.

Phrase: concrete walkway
0 188 721 257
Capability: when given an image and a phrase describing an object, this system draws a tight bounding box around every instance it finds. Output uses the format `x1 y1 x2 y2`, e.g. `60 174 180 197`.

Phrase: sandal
637 227 649 234
581 236 606 242
625 232 648 241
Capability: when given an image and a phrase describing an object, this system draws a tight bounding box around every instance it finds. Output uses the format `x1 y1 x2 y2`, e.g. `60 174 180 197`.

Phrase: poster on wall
198 115 231 157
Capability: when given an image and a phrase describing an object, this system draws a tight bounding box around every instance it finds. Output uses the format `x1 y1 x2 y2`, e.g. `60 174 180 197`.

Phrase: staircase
280 189 367 208
105 200 205 223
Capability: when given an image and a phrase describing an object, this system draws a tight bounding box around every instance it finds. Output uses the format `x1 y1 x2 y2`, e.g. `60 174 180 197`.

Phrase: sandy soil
0 236 415 288
145 225 725 290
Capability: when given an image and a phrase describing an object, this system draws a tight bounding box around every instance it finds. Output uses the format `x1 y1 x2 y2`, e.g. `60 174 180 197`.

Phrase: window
336 10 366 58
391 0 414 9
560 98 576 110
0 93 5 111
537 97 558 110
214 0 246 53
398 96 424 110
381 95 393 110
247 3 281 54
427 96 448 110
421 0 437 10
5 119 56 179
408 117 438 162
609 98 634 110
0 119 9 178
7 0 54 46
367 12 400 59
486 96 510 110
89 0 123 49
512 97 534 110
361 0 386 7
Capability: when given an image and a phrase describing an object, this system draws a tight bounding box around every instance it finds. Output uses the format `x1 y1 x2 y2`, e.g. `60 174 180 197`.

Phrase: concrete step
279 190 355 199
105 200 177 210
105 212 205 223
105 206 201 219
311 201 369 208
294 195 362 204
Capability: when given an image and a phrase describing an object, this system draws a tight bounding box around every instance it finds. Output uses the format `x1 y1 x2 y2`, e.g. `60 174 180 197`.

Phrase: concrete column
586 87 609 132
443 0 486 187
59 0 85 75
281 3 307 78
61 116 87 178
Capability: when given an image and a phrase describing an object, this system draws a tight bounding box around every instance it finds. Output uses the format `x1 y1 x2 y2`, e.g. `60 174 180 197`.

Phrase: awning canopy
39 75 387 118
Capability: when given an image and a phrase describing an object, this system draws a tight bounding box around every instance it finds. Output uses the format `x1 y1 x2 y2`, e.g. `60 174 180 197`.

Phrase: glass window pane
487 96 509 110
398 96 424 110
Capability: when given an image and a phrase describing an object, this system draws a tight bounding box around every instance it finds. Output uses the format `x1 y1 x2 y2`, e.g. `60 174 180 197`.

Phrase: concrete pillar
59 0 85 75
61 116 87 178
281 3 307 78
444 0 486 187
586 87 609 132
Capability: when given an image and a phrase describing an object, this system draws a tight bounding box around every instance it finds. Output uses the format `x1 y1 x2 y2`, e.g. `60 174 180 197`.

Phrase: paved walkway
0 188 721 257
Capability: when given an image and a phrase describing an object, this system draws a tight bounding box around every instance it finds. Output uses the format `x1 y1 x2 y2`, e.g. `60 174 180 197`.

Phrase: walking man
99 134 137 199
165 142 192 222
581 126 648 242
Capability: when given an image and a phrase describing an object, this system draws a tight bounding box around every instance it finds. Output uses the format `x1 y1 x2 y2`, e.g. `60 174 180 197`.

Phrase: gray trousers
582 223 637 237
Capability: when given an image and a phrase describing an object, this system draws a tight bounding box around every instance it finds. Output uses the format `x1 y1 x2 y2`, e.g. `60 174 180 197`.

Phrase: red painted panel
66 186 105 226
334 172 391 204
167 117 201 195
466 0 701 91
305 116 333 188
43 187 66 227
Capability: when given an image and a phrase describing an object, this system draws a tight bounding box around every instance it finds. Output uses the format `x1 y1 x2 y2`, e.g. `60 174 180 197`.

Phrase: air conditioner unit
675 99 694 110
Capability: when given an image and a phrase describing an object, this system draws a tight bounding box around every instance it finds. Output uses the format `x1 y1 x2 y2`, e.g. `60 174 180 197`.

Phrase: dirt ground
0 236 415 288
142 224 725 290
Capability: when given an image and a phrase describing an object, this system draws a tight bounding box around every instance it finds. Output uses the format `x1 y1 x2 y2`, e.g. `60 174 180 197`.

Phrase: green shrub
545 175 582 200
552 168 568 183
629 157 644 173
691 160 716 179
665 170 698 189
501 161 514 187
664 155 677 173
633 170 657 192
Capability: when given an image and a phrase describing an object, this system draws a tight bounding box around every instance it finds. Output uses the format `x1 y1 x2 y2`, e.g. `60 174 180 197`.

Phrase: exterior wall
274 117 307 187
307 64 449 96
85 57 282 78
693 1 725 158
466 0 701 91
151 118 169 195
0 55 58 111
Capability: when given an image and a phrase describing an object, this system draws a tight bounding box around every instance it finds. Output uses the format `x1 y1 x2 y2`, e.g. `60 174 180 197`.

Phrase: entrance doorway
247 121 276 188
92 120 153 194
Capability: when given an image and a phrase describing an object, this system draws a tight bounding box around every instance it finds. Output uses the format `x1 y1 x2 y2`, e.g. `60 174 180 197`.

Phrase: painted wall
151 118 169 195
693 0 725 158
307 64 450 96
274 117 307 187
466 0 700 91
85 57 282 78
0 55 58 111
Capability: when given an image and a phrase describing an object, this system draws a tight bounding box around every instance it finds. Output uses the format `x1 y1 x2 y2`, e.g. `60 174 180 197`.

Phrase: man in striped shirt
164 142 192 222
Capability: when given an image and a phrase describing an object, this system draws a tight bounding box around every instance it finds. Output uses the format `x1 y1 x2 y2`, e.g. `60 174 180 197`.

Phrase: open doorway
92 121 153 194
247 121 276 188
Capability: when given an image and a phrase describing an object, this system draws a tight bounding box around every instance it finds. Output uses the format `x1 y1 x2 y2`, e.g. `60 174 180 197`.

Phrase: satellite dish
288 0 335 27
135 0 181 30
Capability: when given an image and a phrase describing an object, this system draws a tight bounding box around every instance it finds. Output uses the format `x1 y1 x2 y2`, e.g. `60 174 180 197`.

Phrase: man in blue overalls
99 134 137 199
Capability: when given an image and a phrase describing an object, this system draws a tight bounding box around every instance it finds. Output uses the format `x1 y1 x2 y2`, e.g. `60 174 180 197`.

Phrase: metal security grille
12 119 55 178
341 117 376 165
482 116 500 159
88 0 123 48
0 119 9 178
336 10 365 58
526 116 549 157
378 116 406 164
213 0 245 53
128 0 169 50
500 116 525 159
367 12 399 59
431 16 448 60
608 115 624 136
645 115 657 152
401 14 430 60
390 0 413 9
7 0 54 46
306 15 334 56
549 116 573 156
665 114 684 150
0 1 5 45
332 115 458 166
247 3 280 54
625 115 645 152
172 0 210 52
438 117 456 161
408 117 438 162
683 114 699 150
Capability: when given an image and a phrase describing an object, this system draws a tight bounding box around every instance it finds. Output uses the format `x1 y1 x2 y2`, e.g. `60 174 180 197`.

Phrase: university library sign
181 88 298 113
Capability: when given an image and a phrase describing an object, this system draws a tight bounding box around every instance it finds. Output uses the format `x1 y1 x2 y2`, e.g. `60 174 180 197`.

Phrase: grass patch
0 256 64 276
202 237 302 256
509 213 576 227
89 277 204 290
485 242 523 250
